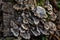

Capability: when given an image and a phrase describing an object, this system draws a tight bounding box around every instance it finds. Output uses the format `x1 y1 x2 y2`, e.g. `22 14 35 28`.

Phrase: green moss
58 5 60 8
57 0 60 9
41 35 48 40
36 0 45 6
42 37 48 40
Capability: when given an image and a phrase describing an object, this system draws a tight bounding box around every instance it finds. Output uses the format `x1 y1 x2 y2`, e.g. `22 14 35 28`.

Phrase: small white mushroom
20 31 30 39
44 4 53 11
40 29 49 35
13 4 21 10
44 22 50 30
21 24 28 30
11 28 19 37
33 18 39 25
50 13 57 21
31 5 35 10
49 22 57 31
44 21 57 31
19 28 25 33
31 27 40 36
23 19 28 24
36 6 48 18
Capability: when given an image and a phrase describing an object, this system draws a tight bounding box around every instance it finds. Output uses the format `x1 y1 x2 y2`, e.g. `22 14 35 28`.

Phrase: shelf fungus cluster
1 0 59 40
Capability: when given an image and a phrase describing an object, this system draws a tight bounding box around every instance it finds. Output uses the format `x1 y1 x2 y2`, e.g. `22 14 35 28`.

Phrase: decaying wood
0 0 60 40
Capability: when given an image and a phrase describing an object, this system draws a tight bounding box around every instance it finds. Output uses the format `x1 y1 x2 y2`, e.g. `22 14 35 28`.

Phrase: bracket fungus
1 0 59 40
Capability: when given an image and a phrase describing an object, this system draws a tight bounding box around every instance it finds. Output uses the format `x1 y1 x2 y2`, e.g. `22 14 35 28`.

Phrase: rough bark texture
0 0 60 40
